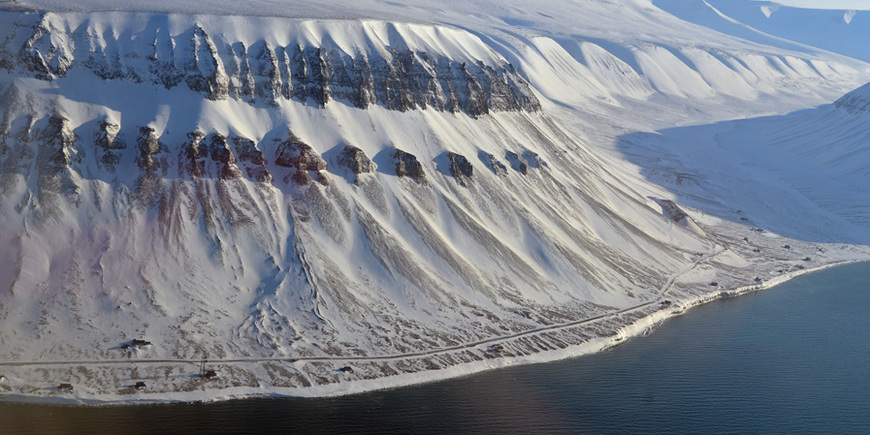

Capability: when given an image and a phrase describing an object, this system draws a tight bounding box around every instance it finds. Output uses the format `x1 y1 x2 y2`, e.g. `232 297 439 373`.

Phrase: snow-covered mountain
657 0 870 62
1 0 869 403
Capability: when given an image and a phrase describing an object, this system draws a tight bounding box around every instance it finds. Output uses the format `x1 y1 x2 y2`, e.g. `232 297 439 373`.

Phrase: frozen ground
1 0 870 404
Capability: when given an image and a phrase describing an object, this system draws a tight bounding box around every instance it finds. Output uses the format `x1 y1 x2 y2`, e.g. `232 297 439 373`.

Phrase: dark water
3 262 870 434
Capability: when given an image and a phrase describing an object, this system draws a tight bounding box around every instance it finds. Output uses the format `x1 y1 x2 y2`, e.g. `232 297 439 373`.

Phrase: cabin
338 366 354 373
58 383 73 392
135 381 146 390
121 339 152 351
660 300 672 307
203 370 217 379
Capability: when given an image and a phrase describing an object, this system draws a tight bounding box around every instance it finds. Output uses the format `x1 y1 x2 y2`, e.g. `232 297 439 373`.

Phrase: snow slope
0 0 869 403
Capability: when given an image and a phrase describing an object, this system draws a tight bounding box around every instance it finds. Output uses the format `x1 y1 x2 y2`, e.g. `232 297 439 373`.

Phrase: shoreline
1 257 865 407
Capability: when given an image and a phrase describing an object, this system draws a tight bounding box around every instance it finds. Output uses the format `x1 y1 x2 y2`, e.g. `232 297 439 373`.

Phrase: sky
754 0 870 9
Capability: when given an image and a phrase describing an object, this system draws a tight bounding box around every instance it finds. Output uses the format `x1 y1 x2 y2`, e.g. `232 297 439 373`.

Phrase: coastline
2 252 866 406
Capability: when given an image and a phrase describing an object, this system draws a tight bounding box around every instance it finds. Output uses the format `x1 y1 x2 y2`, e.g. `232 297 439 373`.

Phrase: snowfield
1 0 870 404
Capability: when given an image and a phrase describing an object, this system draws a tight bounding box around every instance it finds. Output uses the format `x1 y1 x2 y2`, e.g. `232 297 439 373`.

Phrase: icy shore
1 233 866 405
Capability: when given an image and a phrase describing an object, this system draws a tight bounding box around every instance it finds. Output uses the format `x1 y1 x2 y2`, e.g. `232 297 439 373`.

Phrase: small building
57 383 73 392
203 370 217 379
338 366 354 373
134 381 146 390
121 339 152 351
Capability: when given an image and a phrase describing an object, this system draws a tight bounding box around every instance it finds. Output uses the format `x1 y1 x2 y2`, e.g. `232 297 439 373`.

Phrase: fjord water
3 262 869 434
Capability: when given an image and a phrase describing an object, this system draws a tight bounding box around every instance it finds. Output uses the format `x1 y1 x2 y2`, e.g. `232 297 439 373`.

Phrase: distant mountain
657 0 870 62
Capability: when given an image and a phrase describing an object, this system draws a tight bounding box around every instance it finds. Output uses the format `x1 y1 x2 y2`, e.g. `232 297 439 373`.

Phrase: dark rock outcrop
337 145 375 179
481 152 508 176
180 131 242 179
181 131 208 177
94 121 125 170
39 113 76 168
180 25 230 101
505 151 528 175
231 137 272 182
136 127 167 175
290 45 331 108
207 134 243 180
36 111 80 199
275 135 327 185
393 149 425 182
447 152 473 186
656 199 689 223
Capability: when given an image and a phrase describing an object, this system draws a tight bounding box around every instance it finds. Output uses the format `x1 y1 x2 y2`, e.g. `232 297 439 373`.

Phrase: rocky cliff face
274 135 328 185
0 13 540 116
447 152 473 186
338 145 375 182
